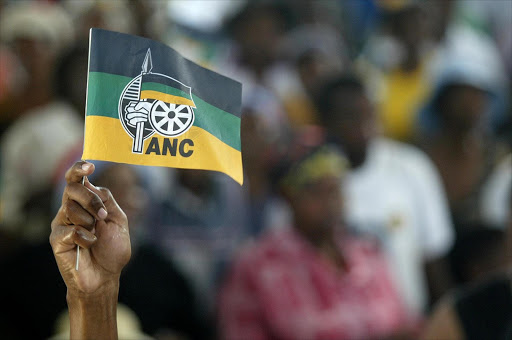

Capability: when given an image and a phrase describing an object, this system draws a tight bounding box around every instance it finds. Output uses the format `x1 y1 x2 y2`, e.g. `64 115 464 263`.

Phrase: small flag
83 28 243 184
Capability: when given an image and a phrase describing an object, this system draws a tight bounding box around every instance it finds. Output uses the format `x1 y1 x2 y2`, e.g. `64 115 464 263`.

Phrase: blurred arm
422 297 464 340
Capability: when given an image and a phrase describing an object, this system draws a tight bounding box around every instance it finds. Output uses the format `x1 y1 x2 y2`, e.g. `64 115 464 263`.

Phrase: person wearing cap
418 30 509 235
217 145 415 340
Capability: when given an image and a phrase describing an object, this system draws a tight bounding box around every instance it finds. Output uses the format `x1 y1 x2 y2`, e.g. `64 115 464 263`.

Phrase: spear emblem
132 48 152 153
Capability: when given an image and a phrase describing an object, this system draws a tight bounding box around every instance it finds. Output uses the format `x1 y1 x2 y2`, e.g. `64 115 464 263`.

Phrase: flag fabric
83 28 243 184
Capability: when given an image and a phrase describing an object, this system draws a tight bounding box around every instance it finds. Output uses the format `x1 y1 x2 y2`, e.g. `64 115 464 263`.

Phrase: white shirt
480 154 512 229
344 137 454 315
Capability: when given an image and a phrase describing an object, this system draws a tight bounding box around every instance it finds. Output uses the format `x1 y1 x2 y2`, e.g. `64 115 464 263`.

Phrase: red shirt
218 228 410 340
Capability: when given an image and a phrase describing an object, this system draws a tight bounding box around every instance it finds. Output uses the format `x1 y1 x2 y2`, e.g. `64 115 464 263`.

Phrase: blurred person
358 0 434 142
0 1 74 132
419 10 509 136
215 1 296 129
0 1 83 242
147 167 248 322
315 74 454 314
221 1 293 82
240 85 291 236
422 185 512 340
218 145 417 340
271 24 347 126
419 48 509 234
63 0 136 44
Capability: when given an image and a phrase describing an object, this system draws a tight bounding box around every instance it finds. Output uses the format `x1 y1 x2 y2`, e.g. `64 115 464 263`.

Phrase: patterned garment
218 228 410 340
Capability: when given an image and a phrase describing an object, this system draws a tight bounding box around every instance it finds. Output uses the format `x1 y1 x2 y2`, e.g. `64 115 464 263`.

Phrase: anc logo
119 49 196 154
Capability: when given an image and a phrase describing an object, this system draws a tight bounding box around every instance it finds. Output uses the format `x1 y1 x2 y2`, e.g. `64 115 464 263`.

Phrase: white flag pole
75 174 86 271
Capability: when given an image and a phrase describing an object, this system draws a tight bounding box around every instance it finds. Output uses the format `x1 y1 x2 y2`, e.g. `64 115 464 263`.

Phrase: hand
125 101 152 126
50 161 131 295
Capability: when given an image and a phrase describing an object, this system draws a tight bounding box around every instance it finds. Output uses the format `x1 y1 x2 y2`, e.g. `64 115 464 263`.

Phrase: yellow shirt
378 62 431 142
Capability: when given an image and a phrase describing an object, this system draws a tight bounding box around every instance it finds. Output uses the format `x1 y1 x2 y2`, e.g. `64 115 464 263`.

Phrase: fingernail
98 208 108 220
82 163 91 171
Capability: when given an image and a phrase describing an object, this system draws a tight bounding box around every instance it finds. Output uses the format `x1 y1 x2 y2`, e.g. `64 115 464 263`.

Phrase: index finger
65 161 95 184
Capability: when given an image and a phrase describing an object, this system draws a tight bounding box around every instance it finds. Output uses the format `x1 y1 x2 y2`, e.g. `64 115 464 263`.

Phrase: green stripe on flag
86 72 241 151
86 72 130 118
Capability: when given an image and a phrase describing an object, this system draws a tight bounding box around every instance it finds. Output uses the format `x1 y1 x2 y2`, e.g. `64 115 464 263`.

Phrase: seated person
422 187 512 340
217 145 417 340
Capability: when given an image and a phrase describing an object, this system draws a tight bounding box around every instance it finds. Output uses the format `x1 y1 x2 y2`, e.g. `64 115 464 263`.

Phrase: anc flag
83 28 243 184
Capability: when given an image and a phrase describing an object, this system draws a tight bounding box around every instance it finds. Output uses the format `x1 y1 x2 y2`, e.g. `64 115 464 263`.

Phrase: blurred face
11 37 54 80
236 8 284 68
439 84 488 131
328 89 376 168
298 52 342 94
390 6 427 48
290 176 343 240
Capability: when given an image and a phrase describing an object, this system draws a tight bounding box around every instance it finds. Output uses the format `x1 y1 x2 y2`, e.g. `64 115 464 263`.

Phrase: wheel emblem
149 100 194 137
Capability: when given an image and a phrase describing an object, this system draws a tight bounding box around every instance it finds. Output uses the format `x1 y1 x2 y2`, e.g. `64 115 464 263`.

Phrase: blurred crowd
0 0 511 339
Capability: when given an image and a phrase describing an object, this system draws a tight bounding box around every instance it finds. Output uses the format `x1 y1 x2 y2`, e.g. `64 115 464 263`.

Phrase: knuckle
90 194 104 210
99 186 111 197
65 161 84 181
61 202 69 218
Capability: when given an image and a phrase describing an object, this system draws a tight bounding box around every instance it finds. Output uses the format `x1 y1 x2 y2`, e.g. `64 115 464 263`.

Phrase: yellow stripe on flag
82 115 243 184
140 90 196 107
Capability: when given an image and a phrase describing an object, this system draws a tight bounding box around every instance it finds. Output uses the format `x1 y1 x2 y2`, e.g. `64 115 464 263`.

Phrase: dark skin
50 161 131 340
0 37 56 130
424 85 488 208
422 85 488 303
389 6 427 72
287 176 346 270
232 6 285 79
324 88 376 169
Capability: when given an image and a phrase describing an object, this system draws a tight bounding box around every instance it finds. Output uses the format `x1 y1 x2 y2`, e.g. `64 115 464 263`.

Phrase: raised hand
50 161 131 339
51 161 131 293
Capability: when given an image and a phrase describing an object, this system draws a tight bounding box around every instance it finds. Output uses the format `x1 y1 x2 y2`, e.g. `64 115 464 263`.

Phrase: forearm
66 281 119 340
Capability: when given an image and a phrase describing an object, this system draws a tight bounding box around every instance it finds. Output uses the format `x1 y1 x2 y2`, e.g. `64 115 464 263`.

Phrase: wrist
67 279 120 301
67 280 120 340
